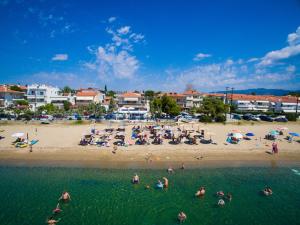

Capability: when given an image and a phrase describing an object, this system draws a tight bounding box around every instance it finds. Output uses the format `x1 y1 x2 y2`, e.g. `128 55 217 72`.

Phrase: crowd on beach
77 124 299 155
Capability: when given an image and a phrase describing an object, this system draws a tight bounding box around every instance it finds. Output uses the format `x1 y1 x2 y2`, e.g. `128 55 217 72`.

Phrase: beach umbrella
232 129 242 133
11 132 24 138
232 133 243 139
245 133 255 137
289 132 300 137
269 130 279 136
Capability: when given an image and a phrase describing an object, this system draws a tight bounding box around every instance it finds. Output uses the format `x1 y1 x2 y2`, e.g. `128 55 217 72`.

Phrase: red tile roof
0 85 24 94
121 92 141 98
182 89 202 96
76 91 98 97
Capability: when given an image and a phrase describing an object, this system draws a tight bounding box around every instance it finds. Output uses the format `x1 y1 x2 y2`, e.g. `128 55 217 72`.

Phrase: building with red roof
0 85 25 108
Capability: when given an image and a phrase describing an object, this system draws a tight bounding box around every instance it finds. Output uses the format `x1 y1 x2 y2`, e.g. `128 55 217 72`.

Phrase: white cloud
193 53 211 61
108 16 116 23
117 26 131 35
52 54 68 61
286 65 296 73
287 26 300 46
85 23 144 80
258 25 300 67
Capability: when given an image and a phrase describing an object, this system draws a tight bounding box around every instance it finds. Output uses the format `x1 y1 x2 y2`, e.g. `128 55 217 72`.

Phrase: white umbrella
12 132 24 138
232 133 243 139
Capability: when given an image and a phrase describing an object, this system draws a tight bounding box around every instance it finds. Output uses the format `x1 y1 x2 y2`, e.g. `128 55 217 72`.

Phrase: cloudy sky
0 0 300 91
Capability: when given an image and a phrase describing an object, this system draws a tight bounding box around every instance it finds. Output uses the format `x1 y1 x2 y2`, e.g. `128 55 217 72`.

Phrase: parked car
232 114 242 120
242 114 253 121
251 115 260 121
259 115 274 122
274 116 288 122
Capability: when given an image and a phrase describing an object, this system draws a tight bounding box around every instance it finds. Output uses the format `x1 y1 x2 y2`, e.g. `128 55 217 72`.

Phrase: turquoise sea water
0 166 300 225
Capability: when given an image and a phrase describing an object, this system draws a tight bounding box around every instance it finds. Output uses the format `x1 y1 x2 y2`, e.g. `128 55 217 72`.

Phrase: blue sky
0 0 300 92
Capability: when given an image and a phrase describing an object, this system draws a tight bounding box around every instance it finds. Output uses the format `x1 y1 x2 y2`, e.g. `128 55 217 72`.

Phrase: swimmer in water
177 211 187 223
195 187 206 197
218 199 225 206
216 191 224 197
132 174 139 184
47 217 61 225
167 167 174 173
226 193 232 201
162 177 169 188
59 192 71 202
52 203 62 214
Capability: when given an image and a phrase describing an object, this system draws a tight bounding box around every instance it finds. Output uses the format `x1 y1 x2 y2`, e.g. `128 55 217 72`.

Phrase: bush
285 113 298 121
199 115 212 123
215 114 226 122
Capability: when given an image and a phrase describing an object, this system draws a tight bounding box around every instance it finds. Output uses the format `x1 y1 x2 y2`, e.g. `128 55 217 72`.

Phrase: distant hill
214 88 300 96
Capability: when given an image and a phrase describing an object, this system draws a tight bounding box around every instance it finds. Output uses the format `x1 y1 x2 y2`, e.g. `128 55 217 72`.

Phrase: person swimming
226 193 232 201
262 187 273 196
167 167 174 173
216 191 224 197
195 187 206 197
59 192 71 202
156 180 164 189
52 203 62 214
47 217 61 225
177 211 187 223
218 199 225 206
162 177 169 188
132 174 139 184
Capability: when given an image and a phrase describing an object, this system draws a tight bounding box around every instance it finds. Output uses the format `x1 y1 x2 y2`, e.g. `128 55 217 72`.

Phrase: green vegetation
15 100 29 106
197 97 229 120
9 85 24 92
63 101 71 111
37 103 58 114
108 98 117 113
107 90 116 97
285 113 298 121
150 95 180 117
144 90 155 100
62 86 73 94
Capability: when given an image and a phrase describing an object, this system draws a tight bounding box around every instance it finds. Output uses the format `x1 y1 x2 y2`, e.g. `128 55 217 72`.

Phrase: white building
182 89 203 109
75 89 104 106
26 84 72 110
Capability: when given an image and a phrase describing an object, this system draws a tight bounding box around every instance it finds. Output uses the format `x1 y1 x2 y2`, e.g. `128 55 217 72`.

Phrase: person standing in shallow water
272 142 278 154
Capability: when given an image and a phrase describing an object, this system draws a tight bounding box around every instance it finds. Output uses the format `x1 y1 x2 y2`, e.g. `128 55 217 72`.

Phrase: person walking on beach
272 142 278 154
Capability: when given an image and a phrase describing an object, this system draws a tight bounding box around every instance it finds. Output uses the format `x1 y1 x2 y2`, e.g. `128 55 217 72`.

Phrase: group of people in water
131 165 273 223
46 192 71 224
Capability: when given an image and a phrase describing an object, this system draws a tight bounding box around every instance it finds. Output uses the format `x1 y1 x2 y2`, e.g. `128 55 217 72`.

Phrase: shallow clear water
0 166 300 225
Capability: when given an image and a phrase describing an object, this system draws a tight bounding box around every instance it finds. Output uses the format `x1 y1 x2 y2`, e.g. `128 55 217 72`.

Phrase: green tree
144 90 155 101
198 97 229 119
15 100 29 106
108 98 116 113
150 98 162 115
63 101 72 111
38 103 58 114
160 95 181 116
10 85 23 92
62 86 72 93
104 85 107 94
107 90 116 97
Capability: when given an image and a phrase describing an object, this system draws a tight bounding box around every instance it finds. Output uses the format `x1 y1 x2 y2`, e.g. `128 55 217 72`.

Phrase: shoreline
0 149 300 169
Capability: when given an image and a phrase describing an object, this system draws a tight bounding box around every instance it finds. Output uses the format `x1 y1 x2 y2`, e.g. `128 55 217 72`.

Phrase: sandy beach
0 121 300 168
